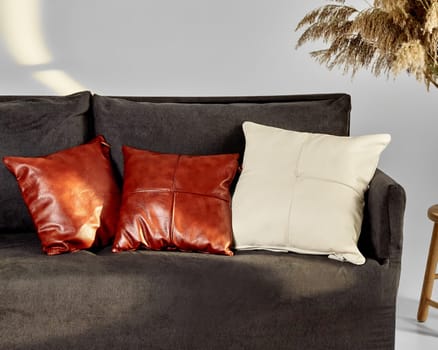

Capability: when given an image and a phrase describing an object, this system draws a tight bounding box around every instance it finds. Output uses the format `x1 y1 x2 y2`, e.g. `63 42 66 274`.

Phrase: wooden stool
418 204 438 322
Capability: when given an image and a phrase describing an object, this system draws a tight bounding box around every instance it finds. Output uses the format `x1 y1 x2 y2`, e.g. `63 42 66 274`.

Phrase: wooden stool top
428 205 438 223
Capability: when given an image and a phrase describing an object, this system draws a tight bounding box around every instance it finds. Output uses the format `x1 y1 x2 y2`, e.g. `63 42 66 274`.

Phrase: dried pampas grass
296 0 438 89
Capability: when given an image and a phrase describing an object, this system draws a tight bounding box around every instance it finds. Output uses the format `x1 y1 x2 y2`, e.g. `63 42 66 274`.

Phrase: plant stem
424 70 438 88
419 0 430 10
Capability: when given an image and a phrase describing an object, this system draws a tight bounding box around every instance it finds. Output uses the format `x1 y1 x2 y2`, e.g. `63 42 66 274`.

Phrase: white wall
1 0 437 300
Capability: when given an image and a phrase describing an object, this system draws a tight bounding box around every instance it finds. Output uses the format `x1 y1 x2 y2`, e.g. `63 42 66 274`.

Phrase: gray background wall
1 0 437 301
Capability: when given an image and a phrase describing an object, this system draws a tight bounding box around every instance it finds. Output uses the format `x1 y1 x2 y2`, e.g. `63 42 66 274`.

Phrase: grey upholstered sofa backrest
92 94 351 179
0 91 351 233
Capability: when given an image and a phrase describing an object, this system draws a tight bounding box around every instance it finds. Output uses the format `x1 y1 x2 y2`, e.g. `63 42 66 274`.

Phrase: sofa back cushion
0 91 92 233
92 94 351 180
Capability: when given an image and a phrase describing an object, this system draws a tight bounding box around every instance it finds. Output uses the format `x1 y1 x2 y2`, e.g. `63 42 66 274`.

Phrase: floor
396 297 438 349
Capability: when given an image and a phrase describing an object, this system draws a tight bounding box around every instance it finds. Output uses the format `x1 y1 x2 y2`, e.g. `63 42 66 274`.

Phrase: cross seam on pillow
169 154 181 248
122 189 230 202
295 175 362 197
286 135 307 248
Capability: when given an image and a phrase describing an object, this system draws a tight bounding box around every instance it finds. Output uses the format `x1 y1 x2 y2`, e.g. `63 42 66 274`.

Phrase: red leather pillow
113 146 239 256
3 136 121 255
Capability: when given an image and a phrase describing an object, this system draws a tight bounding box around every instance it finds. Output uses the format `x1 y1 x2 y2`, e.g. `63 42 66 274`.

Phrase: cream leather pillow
232 122 391 265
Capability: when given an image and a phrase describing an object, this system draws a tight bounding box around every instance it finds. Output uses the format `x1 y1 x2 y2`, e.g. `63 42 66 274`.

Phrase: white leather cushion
232 122 391 265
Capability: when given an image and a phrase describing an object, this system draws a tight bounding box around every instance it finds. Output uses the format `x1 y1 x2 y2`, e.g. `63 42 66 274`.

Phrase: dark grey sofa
0 91 406 350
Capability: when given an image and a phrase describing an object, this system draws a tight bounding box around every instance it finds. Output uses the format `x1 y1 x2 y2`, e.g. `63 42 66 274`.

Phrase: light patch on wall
33 70 86 95
0 0 87 94
0 0 52 65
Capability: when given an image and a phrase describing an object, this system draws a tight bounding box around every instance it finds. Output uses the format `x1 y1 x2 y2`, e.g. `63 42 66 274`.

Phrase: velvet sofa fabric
0 92 405 350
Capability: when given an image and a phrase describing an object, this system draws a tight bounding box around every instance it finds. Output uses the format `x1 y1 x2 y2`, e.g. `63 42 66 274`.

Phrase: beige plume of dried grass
296 0 438 89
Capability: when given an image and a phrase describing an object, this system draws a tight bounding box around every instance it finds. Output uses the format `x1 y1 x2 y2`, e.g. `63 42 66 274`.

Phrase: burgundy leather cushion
113 146 239 256
3 136 121 255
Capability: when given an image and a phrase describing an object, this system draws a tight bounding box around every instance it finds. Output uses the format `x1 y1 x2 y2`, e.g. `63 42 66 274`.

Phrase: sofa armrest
359 169 406 264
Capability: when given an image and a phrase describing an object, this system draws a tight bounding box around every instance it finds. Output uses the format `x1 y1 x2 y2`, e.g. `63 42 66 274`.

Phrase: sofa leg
417 205 438 322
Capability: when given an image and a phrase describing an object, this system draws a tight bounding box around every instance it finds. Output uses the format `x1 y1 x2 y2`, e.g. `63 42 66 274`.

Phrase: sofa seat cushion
0 233 396 350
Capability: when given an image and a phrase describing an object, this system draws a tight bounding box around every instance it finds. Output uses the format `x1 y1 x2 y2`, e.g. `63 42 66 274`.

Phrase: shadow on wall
0 0 86 94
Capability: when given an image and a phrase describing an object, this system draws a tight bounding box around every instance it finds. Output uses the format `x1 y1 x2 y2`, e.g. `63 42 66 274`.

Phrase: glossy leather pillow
113 146 239 256
3 136 120 255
